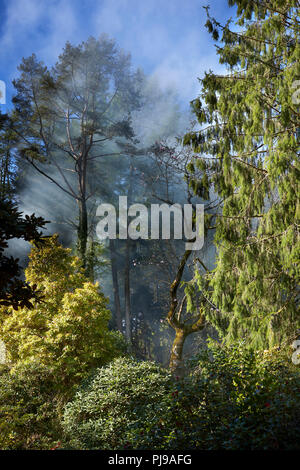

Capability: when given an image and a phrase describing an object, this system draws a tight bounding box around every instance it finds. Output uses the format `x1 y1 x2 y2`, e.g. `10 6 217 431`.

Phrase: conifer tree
184 0 300 347
11 36 141 268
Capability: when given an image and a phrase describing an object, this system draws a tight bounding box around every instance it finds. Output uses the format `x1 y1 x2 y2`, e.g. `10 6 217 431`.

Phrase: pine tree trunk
124 237 131 343
109 239 123 332
77 198 88 267
124 159 134 344
85 238 95 282
77 147 88 268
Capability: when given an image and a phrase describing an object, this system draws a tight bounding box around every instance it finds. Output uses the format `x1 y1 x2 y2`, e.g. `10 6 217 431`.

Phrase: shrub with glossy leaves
62 357 175 449
62 344 300 450
129 344 300 450
188 342 300 450
0 362 62 449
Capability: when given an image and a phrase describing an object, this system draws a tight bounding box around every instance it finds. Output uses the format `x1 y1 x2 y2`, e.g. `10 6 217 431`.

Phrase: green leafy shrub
62 357 175 449
0 362 63 450
188 342 300 450
62 344 300 450
0 236 124 387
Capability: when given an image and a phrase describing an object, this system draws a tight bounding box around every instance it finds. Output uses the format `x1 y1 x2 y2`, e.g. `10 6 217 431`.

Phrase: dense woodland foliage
0 0 299 450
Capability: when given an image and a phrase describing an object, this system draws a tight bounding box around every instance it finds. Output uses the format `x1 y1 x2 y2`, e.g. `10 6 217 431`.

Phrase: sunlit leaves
184 0 300 347
0 235 123 385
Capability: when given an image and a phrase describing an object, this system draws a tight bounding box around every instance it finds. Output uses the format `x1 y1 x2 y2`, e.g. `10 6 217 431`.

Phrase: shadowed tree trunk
124 160 134 343
77 197 88 267
109 239 122 332
124 236 131 342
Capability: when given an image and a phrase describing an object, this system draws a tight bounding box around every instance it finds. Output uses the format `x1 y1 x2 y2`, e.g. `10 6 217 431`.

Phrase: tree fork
167 249 206 376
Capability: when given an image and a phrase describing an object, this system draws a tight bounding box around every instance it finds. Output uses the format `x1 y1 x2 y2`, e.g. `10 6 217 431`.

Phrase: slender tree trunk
77 197 88 267
124 158 134 343
77 145 88 268
109 239 123 332
85 238 95 282
124 236 131 342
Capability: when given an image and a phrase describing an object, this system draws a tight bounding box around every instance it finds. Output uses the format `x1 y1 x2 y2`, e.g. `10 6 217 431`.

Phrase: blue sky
0 0 237 111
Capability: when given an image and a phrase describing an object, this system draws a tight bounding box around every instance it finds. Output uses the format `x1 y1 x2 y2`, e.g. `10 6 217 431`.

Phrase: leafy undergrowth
0 343 299 450
62 344 300 450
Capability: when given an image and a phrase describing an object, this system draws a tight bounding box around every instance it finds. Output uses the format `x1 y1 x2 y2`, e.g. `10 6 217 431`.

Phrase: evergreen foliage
0 199 47 310
62 345 300 450
0 235 124 385
62 357 174 449
184 0 300 347
0 362 62 450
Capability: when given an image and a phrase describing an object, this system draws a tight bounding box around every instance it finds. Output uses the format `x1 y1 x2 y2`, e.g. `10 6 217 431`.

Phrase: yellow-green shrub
0 235 123 386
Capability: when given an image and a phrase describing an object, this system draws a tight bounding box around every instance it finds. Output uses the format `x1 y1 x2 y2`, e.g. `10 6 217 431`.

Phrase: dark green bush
0 362 63 449
62 357 175 449
188 342 300 450
62 344 300 450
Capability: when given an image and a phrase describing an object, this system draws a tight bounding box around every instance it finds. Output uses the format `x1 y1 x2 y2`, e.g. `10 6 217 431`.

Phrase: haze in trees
12 36 142 268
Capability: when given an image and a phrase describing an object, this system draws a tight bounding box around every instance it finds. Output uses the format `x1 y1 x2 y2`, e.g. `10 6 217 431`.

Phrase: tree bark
167 249 206 377
169 328 187 378
124 158 134 344
77 136 88 267
109 239 123 332
124 237 131 342
77 197 88 267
